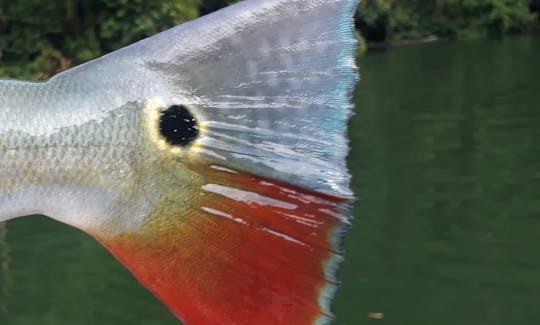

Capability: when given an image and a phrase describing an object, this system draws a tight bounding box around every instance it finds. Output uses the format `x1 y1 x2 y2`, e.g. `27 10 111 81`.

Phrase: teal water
1 35 540 324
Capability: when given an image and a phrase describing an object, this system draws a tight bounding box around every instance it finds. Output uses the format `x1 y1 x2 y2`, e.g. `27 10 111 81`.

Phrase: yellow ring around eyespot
142 97 206 156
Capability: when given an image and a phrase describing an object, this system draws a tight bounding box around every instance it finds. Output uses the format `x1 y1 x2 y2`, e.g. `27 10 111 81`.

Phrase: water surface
1 35 540 324
336 34 540 324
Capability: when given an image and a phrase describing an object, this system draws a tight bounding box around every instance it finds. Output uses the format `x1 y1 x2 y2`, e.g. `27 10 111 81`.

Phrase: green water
1 35 540 324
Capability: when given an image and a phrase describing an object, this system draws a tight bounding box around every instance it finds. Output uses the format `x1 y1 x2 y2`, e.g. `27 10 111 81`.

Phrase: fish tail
61 0 360 323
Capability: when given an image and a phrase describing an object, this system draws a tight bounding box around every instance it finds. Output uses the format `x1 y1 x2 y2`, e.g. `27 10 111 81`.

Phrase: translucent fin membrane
49 0 359 197
53 0 360 323
98 165 352 325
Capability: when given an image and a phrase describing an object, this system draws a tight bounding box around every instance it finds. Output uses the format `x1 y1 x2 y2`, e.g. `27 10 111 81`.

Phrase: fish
0 0 359 324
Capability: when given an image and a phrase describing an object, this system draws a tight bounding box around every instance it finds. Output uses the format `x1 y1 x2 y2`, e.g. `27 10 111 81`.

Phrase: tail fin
50 0 359 197
55 0 360 324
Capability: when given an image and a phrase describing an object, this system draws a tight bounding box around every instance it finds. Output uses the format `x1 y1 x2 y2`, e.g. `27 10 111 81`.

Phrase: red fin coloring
96 166 351 325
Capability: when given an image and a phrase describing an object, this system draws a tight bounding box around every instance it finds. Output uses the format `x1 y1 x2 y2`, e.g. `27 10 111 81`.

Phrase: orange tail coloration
97 165 351 325
0 0 358 323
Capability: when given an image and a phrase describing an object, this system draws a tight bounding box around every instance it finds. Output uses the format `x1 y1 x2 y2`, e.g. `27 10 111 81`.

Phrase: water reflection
0 222 10 319
335 35 540 324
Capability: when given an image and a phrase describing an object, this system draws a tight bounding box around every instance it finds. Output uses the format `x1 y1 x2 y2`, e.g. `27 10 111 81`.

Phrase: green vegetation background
0 0 538 79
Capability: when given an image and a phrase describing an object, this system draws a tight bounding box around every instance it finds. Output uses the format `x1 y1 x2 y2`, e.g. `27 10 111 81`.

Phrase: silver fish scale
0 1 359 324
0 0 358 231
0 96 152 231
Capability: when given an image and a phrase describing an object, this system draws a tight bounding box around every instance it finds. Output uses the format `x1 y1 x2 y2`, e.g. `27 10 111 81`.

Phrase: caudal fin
59 0 360 324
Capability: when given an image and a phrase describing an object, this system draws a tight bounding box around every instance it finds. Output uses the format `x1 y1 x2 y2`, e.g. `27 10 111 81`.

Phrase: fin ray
49 0 359 197
98 166 350 324
53 0 361 324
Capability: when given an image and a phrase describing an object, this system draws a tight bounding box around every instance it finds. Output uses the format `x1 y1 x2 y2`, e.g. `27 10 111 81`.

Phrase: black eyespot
159 105 199 146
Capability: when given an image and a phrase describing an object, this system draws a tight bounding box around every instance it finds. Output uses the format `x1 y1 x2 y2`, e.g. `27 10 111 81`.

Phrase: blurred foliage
0 0 538 79
357 0 538 41
0 0 202 79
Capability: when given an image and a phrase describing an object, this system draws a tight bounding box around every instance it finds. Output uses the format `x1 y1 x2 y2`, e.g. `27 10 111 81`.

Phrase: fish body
0 0 359 324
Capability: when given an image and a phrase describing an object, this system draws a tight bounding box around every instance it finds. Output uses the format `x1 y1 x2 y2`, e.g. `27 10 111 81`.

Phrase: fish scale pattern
0 1 359 324
44 0 359 197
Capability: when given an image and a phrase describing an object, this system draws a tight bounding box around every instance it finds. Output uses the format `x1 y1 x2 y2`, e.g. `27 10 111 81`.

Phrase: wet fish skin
0 0 360 324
